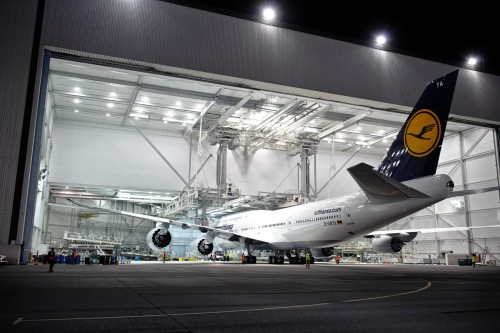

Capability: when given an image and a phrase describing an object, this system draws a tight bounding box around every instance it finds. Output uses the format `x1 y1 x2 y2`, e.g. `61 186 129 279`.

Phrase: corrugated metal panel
41 0 500 123
0 0 38 243
2 0 500 248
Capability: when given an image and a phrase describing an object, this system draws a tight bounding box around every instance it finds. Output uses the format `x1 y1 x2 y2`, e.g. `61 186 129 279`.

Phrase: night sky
168 1 499 77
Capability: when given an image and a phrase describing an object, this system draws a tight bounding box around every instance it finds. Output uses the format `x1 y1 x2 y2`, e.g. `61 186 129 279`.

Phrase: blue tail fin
377 70 458 181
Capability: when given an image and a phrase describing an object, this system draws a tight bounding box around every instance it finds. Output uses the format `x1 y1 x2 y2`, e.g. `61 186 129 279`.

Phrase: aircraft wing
47 201 268 245
366 225 500 237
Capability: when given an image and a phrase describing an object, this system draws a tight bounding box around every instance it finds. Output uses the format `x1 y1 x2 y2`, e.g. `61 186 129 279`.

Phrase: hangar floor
1 262 499 332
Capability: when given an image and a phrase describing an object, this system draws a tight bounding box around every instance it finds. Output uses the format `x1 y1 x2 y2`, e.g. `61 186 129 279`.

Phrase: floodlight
375 35 386 46
262 8 275 21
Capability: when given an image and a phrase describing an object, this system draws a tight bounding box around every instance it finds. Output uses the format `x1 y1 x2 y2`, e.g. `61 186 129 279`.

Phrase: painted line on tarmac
13 280 431 324
168 302 332 316
14 314 167 324
343 280 432 303
13 303 331 325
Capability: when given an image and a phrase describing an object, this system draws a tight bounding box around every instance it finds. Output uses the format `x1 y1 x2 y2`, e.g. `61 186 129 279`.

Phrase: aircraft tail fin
377 70 459 181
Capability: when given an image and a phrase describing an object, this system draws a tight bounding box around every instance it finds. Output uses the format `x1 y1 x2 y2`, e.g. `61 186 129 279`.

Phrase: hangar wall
46 121 500 260
0 1 38 245
48 121 380 199
378 128 500 258
1 0 500 251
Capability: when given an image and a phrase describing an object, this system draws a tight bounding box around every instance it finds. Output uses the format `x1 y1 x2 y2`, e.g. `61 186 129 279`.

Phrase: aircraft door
288 216 292 230
343 206 354 224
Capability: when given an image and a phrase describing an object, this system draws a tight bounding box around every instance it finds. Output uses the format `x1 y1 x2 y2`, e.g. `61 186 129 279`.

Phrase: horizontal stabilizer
347 163 429 203
449 186 500 198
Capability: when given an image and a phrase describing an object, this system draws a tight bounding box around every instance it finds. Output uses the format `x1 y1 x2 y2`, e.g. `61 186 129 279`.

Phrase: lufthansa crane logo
404 109 441 157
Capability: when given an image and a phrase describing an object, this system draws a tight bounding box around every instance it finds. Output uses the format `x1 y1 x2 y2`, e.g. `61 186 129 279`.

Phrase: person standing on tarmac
241 253 245 265
305 252 311 269
335 254 340 265
48 248 55 272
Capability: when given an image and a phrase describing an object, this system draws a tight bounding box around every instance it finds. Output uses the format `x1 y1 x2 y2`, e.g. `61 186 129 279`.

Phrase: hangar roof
49 57 474 153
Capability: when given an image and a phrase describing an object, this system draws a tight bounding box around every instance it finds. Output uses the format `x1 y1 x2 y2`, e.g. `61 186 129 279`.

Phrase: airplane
49 70 500 264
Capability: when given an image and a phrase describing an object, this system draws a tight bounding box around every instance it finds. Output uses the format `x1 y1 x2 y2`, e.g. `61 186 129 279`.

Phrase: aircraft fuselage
218 174 452 250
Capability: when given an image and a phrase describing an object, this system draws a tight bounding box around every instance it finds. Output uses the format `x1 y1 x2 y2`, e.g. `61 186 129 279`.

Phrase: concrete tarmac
1 261 499 332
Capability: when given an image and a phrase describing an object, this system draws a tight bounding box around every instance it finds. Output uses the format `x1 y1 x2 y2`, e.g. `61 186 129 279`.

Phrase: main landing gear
274 250 315 265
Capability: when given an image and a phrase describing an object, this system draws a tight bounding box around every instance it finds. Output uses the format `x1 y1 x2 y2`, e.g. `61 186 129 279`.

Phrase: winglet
348 163 429 203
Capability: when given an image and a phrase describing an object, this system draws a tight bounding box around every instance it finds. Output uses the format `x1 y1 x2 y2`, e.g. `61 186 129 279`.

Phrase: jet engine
372 232 418 253
197 239 214 255
146 226 172 251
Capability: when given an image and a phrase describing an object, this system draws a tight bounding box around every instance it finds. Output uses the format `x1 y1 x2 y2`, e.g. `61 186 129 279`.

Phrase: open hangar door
28 53 500 264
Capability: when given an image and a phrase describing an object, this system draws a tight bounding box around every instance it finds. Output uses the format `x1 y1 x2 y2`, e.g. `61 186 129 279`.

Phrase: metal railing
63 231 122 245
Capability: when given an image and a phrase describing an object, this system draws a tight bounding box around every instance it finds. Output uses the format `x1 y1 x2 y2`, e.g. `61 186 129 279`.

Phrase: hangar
1 0 500 266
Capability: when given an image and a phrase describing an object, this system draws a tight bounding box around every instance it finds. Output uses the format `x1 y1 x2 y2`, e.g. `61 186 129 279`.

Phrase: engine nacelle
372 233 418 253
197 239 214 255
146 228 172 251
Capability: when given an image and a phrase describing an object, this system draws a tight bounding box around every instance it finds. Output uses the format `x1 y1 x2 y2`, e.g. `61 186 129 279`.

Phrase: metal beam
121 76 143 126
217 141 229 197
281 104 331 134
315 111 371 140
300 149 310 198
252 99 302 132
51 69 218 102
365 129 399 146
183 154 213 192
128 119 188 185
463 129 489 158
317 146 362 196
204 93 253 135
50 69 137 87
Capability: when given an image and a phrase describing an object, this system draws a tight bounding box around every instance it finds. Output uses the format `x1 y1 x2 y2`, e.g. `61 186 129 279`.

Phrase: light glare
376 35 386 45
263 8 275 21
